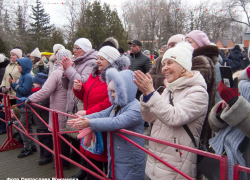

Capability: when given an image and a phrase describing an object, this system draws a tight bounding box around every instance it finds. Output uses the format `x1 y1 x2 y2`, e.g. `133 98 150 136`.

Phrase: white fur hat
0 54 6 63
162 41 194 71
53 44 65 53
30 47 41 58
74 38 92 53
98 46 120 64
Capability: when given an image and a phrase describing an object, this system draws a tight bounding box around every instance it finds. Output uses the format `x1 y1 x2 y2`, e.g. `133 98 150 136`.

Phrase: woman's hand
60 56 73 70
76 110 86 116
74 79 82 92
9 77 15 85
67 114 90 130
133 70 155 96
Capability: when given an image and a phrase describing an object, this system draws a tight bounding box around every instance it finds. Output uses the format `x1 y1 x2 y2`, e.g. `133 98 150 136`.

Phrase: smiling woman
136 42 209 180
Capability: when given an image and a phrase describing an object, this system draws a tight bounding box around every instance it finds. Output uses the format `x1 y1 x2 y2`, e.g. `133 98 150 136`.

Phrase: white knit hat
10 49 22 59
57 49 72 61
74 38 92 53
162 41 194 71
30 47 41 58
0 54 6 63
98 46 120 64
53 44 65 53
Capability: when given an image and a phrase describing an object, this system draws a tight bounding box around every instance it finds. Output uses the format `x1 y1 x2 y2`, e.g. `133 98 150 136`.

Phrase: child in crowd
9 58 36 158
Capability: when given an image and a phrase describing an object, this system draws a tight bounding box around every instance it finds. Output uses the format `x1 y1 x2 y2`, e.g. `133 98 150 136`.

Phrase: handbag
169 92 220 180
80 131 104 155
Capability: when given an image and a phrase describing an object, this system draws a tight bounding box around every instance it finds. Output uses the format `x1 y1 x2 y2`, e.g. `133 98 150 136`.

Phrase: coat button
117 147 120 149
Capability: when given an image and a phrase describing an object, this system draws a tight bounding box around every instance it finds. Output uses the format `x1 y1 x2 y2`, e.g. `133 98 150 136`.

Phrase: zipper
174 138 178 152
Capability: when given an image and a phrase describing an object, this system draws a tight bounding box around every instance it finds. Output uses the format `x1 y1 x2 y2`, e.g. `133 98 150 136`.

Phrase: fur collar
193 45 219 65
92 56 130 82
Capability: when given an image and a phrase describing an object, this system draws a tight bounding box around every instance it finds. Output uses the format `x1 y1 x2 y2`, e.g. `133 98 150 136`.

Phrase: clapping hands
67 114 90 130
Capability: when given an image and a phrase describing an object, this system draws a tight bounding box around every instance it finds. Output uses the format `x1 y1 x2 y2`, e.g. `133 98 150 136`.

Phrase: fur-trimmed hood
91 55 130 82
193 45 219 65
106 69 137 106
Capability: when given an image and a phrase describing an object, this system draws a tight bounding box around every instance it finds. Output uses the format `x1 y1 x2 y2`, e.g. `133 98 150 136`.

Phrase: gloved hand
77 127 95 147
20 97 28 102
0 104 4 108
1 87 10 94
218 78 240 106
25 98 31 105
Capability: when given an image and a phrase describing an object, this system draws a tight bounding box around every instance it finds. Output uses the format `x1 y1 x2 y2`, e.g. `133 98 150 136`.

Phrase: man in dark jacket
128 40 152 99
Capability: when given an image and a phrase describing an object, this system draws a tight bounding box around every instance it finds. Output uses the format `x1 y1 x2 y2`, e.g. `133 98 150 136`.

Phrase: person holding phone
208 66 250 180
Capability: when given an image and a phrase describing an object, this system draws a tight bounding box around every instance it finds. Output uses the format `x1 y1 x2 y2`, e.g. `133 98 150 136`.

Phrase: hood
167 71 207 91
72 49 98 63
0 58 10 68
17 58 32 75
193 45 219 65
106 69 137 107
92 55 131 82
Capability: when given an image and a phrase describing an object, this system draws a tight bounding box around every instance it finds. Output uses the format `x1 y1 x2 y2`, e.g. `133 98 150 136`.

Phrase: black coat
128 51 152 74
0 58 10 85
228 46 243 73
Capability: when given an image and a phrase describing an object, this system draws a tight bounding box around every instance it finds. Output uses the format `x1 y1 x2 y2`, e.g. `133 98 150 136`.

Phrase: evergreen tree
75 1 128 50
30 0 53 49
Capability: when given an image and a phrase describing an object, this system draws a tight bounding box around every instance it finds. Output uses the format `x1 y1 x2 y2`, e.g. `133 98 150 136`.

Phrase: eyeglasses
73 47 81 51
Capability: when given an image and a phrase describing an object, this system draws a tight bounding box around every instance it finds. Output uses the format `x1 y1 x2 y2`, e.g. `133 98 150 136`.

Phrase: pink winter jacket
140 71 208 180
29 63 67 132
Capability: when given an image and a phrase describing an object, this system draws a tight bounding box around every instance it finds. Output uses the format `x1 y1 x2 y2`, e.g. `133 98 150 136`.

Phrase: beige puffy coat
1 61 21 99
140 71 208 180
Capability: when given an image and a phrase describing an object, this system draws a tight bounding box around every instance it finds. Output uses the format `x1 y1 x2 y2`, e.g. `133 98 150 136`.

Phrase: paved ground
0 126 151 179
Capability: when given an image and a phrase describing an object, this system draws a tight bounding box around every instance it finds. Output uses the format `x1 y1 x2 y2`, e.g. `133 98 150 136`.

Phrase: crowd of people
0 31 249 180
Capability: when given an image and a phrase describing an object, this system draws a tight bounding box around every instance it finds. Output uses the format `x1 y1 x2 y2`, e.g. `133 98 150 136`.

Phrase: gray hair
143 50 150 55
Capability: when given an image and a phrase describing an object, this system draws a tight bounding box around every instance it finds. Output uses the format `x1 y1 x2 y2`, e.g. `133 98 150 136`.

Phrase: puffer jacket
29 63 67 132
61 49 97 113
1 60 21 99
11 58 33 108
227 46 243 73
85 69 145 180
140 71 208 180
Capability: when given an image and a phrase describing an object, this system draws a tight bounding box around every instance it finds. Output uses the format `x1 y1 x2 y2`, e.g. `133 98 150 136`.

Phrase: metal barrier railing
0 93 249 179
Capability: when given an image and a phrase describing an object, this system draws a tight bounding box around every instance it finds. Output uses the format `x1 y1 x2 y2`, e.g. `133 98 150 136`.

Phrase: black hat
128 40 142 47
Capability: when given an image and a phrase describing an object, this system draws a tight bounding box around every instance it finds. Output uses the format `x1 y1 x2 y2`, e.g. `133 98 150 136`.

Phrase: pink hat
10 49 22 59
185 30 210 47
167 34 185 46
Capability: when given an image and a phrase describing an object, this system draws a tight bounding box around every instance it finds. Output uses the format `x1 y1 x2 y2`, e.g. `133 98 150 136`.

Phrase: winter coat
30 88 50 130
61 49 97 113
192 45 218 147
215 61 222 103
140 71 208 180
241 51 249 70
128 51 152 74
85 69 145 180
11 58 33 108
32 62 45 75
149 56 165 92
1 60 21 99
227 46 243 73
0 58 10 85
74 56 131 162
29 63 67 132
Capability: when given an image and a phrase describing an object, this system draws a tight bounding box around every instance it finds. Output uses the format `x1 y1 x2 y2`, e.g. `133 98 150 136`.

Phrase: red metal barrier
0 94 248 179
233 164 250 180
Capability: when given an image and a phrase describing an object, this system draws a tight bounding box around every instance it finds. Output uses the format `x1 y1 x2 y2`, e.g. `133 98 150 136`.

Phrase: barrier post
233 165 240 180
220 155 228 180
110 131 115 180
52 111 60 178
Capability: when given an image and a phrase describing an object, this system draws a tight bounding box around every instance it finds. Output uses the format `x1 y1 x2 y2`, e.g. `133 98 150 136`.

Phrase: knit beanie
74 38 92 53
57 49 72 61
98 46 120 64
185 30 210 47
30 47 41 58
167 34 185 46
10 49 22 59
33 72 48 85
0 54 6 63
53 44 65 53
162 41 194 71
101 37 119 49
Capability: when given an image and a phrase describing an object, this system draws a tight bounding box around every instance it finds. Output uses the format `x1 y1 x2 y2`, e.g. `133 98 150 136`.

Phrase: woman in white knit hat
71 46 130 180
134 42 209 180
30 47 44 75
